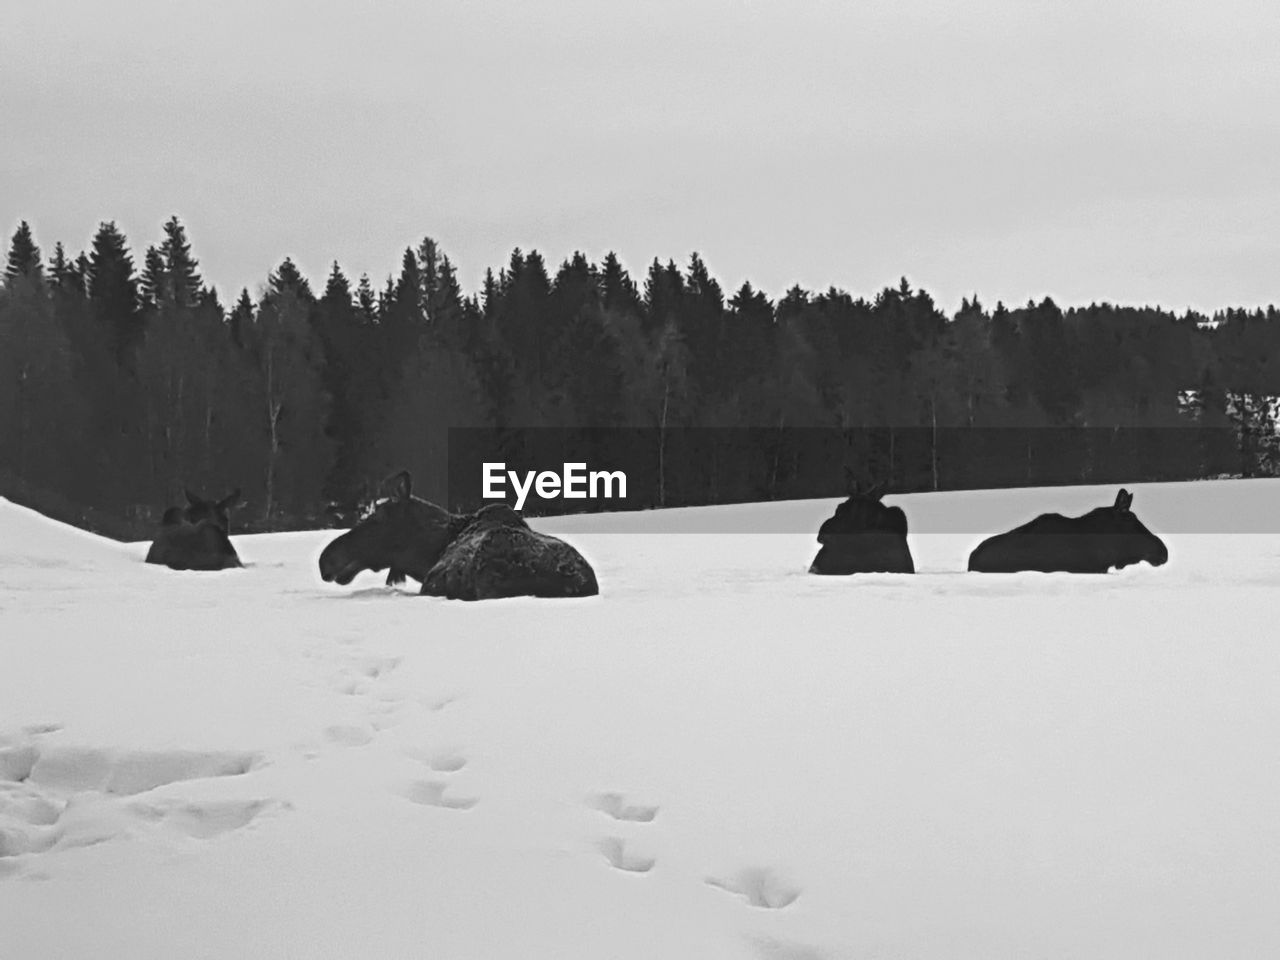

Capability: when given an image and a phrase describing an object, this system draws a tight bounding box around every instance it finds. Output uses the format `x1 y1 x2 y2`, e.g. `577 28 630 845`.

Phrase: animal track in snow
360 656 402 680
323 725 375 747
370 713 405 732
706 867 802 909
0 745 39 783
402 745 469 774
400 779 478 810
589 792 659 823
0 734 282 874
126 797 290 840
597 836 656 874
11 745 260 796
426 753 467 773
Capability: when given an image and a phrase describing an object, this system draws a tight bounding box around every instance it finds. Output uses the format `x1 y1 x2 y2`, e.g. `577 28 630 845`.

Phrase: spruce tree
229 288 254 349
160 216 203 307
322 260 352 306
600 252 641 316
355 275 378 326
87 221 142 361
269 257 314 301
139 245 167 311
46 242 75 292
72 252 92 297
4 221 43 284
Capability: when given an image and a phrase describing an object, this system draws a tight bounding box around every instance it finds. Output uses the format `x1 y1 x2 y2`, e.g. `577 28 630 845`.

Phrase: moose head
317 471 454 586
182 488 241 534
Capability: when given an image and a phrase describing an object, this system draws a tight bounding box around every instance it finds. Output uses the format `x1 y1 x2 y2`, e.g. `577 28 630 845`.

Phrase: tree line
1 217 1277 539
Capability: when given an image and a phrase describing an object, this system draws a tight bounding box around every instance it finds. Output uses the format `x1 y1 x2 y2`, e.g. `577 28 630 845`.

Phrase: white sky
4 0 1279 313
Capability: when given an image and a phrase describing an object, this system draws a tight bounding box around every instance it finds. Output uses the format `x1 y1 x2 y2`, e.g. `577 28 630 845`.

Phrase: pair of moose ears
386 471 413 501
1114 488 1134 511
186 488 241 510
844 468 888 501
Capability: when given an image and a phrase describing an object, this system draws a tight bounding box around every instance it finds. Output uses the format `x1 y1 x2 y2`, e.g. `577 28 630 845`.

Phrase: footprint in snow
589 791 659 823
360 656 401 680
400 745 468 774
323 725 374 747
598 836 656 874
400 779 478 810
706 867 801 909
426 752 467 773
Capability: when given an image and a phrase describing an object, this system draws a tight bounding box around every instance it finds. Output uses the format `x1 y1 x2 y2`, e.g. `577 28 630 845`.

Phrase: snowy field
2 479 1279 960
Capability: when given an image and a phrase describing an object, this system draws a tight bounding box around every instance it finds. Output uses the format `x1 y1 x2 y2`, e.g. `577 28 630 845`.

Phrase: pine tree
139 245 167 311
245 271 330 521
229 288 254 349
681 251 726 399
160 216 203 307
355 274 378 326
73 252 92 297
642 258 685 335
0 267 78 484
434 255 467 346
87 221 142 362
600 252 641 316
4 221 43 284
46 242 74 292
200 285 223 314
315 261 368 504
322 260 352 306
416 237 442 317
269 257 314 301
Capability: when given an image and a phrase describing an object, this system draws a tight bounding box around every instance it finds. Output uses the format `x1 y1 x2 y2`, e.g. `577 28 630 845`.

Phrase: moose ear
217 488 242 510
843 465 858 494
185 488 201 507
866 481 887 501
392 470 412 501
1114 489 1133 511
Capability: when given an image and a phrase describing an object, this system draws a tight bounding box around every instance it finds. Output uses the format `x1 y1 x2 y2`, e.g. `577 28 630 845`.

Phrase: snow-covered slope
2 481 1279 959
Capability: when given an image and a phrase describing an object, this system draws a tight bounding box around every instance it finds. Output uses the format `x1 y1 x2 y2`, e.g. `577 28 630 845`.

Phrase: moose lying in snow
967 488 1169 573
318 471 599 600
145 489 243 571
809 482 915 575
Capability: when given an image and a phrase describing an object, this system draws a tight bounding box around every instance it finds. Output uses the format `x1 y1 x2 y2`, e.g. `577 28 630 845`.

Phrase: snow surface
2 480 1280 960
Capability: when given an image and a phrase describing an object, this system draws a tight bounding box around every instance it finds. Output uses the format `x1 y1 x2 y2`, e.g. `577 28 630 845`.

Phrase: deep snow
2 480 1279 960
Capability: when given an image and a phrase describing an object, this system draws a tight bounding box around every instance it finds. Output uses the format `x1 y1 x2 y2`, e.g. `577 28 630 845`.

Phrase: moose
318 471 599 600
967 488 1169 573
145 489 243 571
809 480 915 575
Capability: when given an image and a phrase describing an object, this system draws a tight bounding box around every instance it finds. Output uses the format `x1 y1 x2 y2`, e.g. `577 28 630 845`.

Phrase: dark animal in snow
145 489 243 571
967 488 1169 573
318 471 598 600
423 503 599 600
809 481 915 575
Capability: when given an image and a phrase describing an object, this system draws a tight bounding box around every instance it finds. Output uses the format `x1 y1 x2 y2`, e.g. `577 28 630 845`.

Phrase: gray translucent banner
444 426 1275 533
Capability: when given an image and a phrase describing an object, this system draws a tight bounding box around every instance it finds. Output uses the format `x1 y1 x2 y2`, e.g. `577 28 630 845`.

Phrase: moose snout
318 540 345 583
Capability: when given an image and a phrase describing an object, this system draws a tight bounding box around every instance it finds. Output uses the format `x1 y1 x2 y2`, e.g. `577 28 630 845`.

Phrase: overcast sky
4 0 1279 314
